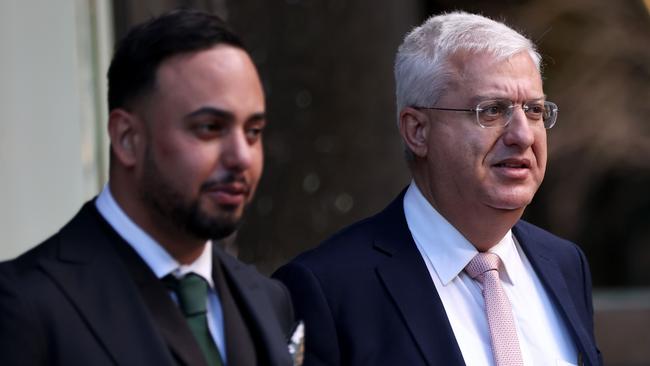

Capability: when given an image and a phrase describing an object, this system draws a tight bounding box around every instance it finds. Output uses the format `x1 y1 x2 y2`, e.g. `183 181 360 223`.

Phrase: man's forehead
449 49 537 72
150 45 261 96
446 51 542 89
155 45 235 77
137 45 264 120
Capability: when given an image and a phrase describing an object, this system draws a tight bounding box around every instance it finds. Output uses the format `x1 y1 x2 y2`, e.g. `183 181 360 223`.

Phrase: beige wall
0 0 112 260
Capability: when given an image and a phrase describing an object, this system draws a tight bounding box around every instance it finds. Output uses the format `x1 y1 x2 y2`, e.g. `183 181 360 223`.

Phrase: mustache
199 174 250 193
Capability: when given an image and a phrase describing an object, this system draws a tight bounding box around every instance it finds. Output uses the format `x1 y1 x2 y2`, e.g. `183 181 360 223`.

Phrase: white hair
394 11 542 122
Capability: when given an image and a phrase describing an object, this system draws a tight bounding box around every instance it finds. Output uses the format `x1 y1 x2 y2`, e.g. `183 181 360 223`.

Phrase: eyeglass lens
476 100 557 129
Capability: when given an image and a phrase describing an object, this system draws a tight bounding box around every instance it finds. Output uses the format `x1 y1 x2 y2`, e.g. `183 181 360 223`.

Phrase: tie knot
163 273 209 316
465 252 502 281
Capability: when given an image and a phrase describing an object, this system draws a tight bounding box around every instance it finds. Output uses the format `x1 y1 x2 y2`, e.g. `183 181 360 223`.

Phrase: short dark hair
107 8 245 111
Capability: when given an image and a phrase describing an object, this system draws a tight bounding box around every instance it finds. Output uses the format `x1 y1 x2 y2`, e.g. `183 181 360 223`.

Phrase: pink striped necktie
465 252 524 366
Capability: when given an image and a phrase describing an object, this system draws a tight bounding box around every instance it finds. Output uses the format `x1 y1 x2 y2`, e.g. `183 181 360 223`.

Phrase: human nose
502 106 535 148
222 129 253 171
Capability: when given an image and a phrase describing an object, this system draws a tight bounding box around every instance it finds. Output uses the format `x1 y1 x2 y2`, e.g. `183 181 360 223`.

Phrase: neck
412 176 523 252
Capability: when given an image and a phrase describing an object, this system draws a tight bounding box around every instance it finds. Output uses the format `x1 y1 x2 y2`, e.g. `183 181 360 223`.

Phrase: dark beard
140 148 241 241
182 198 240 240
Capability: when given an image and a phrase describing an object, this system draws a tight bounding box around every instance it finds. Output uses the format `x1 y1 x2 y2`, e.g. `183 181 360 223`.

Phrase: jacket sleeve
273 261 339 366
265 276 296 339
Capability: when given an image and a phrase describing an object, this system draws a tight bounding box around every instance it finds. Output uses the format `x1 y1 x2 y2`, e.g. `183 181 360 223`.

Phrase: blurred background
1 0 648 364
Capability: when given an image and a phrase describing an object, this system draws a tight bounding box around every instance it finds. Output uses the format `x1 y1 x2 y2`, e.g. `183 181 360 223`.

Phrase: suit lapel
514 224 597 366
214 248 291 366
212 256 257 366
38 203 178 366
374 193 465 366
111 229 208 366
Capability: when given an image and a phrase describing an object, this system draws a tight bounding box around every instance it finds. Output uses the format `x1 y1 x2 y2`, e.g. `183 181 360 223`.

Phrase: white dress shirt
403 182 578 366
95 184 227 363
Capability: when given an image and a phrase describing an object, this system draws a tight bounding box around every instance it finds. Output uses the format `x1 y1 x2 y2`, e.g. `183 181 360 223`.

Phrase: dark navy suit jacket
0 201 294 366
274 190 601 366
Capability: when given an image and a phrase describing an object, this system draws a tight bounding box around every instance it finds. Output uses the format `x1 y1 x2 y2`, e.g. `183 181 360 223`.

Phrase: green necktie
164 273 224 366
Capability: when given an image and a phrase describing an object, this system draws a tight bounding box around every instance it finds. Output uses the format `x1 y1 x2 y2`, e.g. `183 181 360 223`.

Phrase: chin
485 194 533 211
486 185 537 208
491 204 528 212
493 198 532 211
205 208 242 225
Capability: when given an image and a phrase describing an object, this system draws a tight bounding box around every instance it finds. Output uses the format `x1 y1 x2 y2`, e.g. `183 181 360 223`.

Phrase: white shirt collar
403 181 520 286
95 184 214 287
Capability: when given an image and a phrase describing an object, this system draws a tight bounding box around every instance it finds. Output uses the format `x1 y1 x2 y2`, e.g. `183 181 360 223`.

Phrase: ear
399 107 429 158
107 108 142 168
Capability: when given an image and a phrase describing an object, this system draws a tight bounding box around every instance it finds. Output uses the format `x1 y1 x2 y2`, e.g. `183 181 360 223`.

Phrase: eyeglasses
414 99 559 129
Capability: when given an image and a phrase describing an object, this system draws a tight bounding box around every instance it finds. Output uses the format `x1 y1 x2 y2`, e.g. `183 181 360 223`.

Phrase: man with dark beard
0 9 296 366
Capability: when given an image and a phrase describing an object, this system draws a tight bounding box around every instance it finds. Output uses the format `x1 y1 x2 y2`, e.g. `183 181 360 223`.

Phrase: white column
0 0 112 259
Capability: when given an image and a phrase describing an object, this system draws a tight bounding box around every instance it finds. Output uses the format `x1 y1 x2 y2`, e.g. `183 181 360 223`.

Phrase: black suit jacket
0 201 294 366
274 190 602 366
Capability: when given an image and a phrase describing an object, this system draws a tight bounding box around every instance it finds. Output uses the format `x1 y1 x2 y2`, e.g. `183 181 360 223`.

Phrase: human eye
245 120 266 143
478 100 509 122
192 119 225 138
524 102 545 120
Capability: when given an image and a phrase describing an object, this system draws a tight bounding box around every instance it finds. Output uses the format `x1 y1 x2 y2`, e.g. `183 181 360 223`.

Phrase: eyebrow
183 106 266 123
184 107 234 122
470 94 548 104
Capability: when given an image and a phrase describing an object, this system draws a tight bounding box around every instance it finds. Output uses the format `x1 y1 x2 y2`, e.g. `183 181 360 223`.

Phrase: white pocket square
288 320 305 366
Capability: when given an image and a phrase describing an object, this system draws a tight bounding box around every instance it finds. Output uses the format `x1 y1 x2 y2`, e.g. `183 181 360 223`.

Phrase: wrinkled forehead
448 48 539 75
444 50 543 95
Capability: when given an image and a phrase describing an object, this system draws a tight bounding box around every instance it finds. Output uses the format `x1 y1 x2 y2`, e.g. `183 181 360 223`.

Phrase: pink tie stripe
465 253 524 366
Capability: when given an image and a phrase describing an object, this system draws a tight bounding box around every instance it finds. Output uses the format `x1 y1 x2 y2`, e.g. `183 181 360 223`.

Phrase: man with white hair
274 11 602 366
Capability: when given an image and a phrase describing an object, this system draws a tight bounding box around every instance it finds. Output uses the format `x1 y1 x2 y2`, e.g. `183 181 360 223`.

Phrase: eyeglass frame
412 98 559 129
